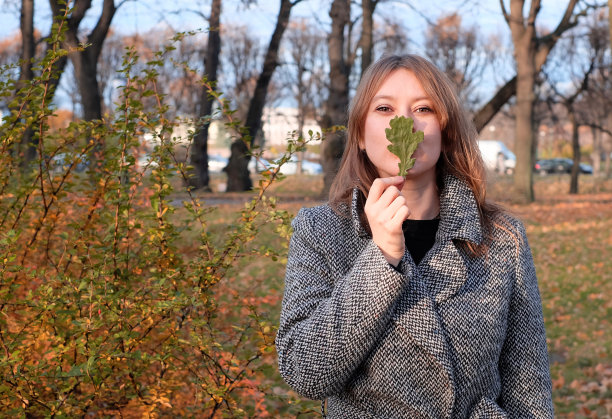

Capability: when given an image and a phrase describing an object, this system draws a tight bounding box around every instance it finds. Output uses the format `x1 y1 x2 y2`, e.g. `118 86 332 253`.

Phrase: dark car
534 158 571 175
534 158 592 175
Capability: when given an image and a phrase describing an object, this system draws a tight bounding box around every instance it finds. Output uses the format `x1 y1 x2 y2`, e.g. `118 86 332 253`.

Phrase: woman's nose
397 110 424 131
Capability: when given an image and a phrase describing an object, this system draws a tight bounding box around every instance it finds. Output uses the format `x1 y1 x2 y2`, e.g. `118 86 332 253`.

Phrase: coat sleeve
275 208 409 400
498 221 554 418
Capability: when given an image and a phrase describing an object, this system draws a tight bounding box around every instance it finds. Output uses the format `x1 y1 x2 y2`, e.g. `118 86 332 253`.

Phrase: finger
367 176 405 202
385 194 408 215
376 185 402 208
390 205 411 227
382 195 409 225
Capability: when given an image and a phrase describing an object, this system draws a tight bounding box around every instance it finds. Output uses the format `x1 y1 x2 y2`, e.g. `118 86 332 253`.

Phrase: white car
477 140 516 175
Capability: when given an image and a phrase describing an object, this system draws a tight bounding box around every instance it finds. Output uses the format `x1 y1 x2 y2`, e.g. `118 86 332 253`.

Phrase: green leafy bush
0 21 320 417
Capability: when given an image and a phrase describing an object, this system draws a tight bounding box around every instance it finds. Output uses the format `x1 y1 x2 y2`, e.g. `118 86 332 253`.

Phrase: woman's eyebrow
372 94 395 101
372 94 430 102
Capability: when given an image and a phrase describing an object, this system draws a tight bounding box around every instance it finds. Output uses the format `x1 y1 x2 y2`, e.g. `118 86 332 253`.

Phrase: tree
577 10 611 178
18 0 36 165
372 15 408 58
606 0 612 176
498 0 594 202
542 27 599 194
219 24 263 122
189 0 221 190
425 13 491 111
320 0 351 197
360 0 379 75
472 1 598 137
276 19 326 174
49 0 120 121
225 0 301 192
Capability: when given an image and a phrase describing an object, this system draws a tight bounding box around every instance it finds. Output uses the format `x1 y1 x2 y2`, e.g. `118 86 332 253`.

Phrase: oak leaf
385 115 424 176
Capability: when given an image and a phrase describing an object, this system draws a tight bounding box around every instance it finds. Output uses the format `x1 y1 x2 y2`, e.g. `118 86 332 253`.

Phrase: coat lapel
425 174 483 304
420 240 469 305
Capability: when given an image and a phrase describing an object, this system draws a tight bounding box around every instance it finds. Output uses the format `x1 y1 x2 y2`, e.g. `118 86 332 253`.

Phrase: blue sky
0 0 577 109
0 0 567 41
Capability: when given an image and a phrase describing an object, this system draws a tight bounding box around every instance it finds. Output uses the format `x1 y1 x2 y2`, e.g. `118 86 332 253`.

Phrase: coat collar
350 174 483 246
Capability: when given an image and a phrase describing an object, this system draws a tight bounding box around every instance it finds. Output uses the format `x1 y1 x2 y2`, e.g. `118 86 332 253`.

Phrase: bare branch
499 0 510 24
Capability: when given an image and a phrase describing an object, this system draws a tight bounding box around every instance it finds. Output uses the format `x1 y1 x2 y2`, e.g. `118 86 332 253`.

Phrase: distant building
261 107 322 148
140 107 323 157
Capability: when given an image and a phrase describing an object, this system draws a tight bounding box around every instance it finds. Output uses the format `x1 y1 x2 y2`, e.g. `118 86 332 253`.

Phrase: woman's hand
364 176 410 267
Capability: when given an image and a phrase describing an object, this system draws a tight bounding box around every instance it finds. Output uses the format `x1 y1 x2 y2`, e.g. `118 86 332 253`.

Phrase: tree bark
569 112 580 194
608 0 612 178
508 0 539 203
225 0 298 192
590 126 601 177
18 0 36 166
502 0 581 203
320 0 350 197
473 76 515 133
50 0 117 121
189 0 221 191
360 0 376 76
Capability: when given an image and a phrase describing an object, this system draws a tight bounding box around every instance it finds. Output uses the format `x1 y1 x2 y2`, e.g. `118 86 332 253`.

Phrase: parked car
579 163 593 174
533 158 592 175
534 158 570 175
477 140 516 175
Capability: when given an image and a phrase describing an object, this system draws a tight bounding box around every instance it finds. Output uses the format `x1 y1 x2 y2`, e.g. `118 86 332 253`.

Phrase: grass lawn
174 173 612 417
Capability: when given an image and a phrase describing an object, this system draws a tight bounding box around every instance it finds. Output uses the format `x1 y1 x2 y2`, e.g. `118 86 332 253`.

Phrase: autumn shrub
0 20 320 417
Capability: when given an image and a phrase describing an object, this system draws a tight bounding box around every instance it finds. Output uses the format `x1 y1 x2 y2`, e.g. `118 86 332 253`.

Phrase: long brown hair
329 54 506 251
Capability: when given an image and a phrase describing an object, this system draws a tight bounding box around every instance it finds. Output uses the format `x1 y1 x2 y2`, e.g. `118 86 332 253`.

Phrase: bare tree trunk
73 47 104 121
18 0 36 166
225 0 298 192
189 0 221 191
608 0 612 178
609 0 612 57
320 0 350 198
605 141 612 178
19 0 35 84
502 0 582 202
508 0 538 203
360 0 376 76
569 112 580 194
50 0 117 122
591 125 601 177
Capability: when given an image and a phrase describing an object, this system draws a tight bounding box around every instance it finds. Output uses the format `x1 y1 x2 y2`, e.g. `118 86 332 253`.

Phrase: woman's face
361 69 442 181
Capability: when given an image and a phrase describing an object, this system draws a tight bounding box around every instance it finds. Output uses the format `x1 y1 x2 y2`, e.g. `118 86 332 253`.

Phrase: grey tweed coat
276 175 553 418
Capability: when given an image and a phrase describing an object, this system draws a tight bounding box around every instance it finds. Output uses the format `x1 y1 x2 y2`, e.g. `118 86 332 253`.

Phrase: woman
275 55 553 418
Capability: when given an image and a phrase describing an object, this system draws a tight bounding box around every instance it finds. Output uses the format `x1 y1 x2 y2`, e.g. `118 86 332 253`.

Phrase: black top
403 218 440 265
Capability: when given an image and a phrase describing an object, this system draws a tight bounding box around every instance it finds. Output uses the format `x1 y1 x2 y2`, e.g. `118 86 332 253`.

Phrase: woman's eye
415 106 433 113
375 105 392 112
